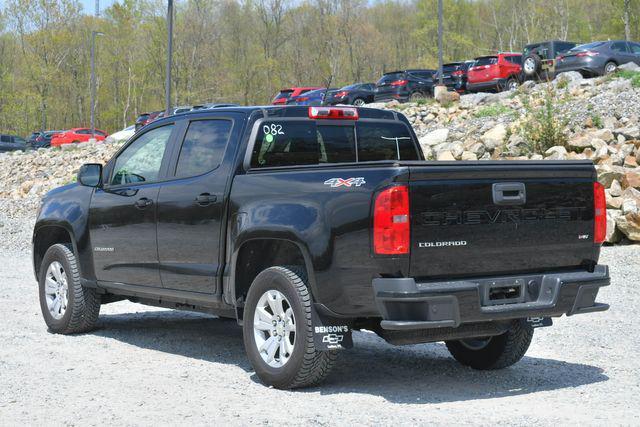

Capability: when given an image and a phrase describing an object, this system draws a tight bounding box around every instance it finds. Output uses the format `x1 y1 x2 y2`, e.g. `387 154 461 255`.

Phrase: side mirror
78 163 102 187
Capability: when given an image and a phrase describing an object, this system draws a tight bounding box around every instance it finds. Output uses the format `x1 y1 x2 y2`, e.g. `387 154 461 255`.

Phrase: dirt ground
1 246 639 426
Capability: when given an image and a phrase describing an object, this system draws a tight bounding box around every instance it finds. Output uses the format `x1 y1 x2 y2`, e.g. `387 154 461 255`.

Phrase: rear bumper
466 78 507 92
372 265 610 331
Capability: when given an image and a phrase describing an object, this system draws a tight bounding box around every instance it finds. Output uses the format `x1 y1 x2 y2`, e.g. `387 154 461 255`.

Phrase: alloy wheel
253 290 296 368
44 261 69 320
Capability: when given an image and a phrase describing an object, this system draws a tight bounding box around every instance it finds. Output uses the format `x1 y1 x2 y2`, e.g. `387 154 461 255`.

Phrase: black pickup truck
33 105 610 389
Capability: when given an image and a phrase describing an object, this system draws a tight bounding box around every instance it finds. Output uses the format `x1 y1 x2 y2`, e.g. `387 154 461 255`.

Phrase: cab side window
110 125 174 185
175 120 232 178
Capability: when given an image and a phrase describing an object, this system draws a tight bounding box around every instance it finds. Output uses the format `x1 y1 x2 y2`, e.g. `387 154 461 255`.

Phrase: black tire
503 77 519 92
604 61 617 75
242 266 338 389
38 244 101 334
445 320 533 370
409 91 427 102
523 54 541 77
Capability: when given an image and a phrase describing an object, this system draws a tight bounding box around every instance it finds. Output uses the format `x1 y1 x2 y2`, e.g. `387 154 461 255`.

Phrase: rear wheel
604 61 617 75
242 266 338 389
410 91 427 102
445 320 533 370
352 98 366 106
505 78 519 91
38 244 101 334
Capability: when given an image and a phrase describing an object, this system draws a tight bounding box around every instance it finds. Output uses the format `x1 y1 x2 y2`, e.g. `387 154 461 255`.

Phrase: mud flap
311 306 353 351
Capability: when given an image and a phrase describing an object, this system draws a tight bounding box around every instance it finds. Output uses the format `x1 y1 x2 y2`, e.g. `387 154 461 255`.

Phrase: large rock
436 90 460 105
596 164 626 187
480 124 507 150
615 213 640 241
544 146 568 160
605 210 623 243
618 62 640 72
593 129 614 143
436 150 456 161
419 129 449 147
615 126 640 140
555 71 583 86
621 171 640 189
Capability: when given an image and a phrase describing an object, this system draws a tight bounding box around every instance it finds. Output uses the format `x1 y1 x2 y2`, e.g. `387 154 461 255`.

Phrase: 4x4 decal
324 177 366 188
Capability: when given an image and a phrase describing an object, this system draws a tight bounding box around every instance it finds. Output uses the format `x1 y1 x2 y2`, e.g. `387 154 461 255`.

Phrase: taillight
297 97 309 102
452 70 464 76
390 79 408 87
373 185 410 255
308 107 359 120
576 51 599 57
335 91 348 98
593 182 606 244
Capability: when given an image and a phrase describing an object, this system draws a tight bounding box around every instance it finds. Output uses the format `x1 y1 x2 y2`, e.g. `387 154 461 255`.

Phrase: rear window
274 90 293 100
250 120 418 168
475 57 498 66
505 55 522 64
377 73 405 85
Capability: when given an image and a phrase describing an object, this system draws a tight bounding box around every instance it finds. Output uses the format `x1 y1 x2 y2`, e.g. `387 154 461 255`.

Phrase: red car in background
51 128 108 147
272 86 323 105
466 53 523 93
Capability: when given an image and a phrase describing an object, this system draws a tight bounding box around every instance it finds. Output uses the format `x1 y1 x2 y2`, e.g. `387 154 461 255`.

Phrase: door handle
195 193 217 206
134 197 153 209
492 182 526 206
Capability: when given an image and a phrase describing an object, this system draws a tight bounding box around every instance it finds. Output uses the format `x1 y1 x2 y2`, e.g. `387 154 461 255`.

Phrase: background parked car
450 60 476 93
374 69 435 102
202 103 240 109
285 88 336 106
556 40 640 76
134 111 161 131
51 128 108 147
522 40 577 80
0 134 27 153
26 130 64 149
272 86 323 105
467 53 522 93
325 83 376 106
106 125 136 144
433 62 463 91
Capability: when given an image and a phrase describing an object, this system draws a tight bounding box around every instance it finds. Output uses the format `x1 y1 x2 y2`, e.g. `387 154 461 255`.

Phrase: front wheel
242 266 338 389
38 244 101 334
445 320 533 370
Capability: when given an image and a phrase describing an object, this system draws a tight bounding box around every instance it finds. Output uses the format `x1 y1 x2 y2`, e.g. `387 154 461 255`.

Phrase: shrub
518 88 568 154
591 114 604 129
611 70 640 88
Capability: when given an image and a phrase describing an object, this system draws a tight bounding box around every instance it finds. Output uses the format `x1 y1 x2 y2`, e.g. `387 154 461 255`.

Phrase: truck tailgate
406 161 597 279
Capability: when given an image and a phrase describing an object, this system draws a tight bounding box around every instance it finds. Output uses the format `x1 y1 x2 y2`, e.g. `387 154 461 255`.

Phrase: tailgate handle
492 182 526 206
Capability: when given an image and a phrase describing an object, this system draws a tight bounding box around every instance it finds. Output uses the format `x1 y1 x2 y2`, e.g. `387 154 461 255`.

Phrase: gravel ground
1 246 638 426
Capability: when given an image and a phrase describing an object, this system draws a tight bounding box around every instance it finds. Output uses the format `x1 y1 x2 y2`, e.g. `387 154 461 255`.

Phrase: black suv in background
374 69 435 102
0 134 27 153
522 40 577 80
433 61 475 93
325 83 376 106
27 130 64 149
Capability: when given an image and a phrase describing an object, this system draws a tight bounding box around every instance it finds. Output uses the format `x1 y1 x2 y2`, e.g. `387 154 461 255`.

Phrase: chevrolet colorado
33 105 610 389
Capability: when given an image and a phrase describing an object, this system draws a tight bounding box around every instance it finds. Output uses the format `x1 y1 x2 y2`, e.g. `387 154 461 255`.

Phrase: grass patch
591 113 604 129
473 104 513 118
518 87 568 154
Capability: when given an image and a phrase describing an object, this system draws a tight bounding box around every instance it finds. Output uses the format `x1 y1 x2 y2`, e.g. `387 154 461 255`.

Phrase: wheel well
33 226 72 277
234 239 308 314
